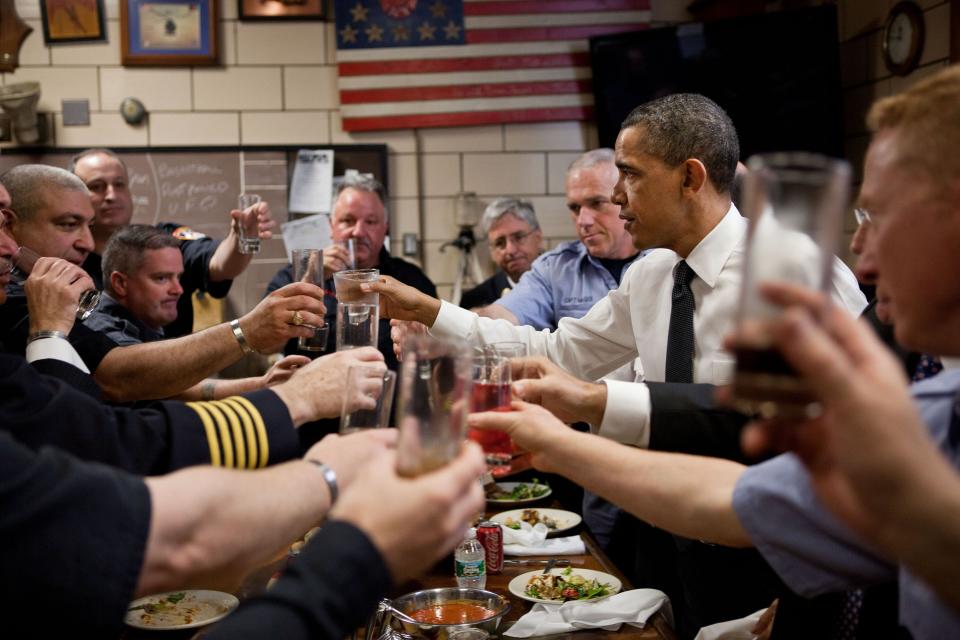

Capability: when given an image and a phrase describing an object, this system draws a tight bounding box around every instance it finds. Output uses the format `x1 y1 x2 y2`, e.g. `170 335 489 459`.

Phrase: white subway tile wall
0 0 951 297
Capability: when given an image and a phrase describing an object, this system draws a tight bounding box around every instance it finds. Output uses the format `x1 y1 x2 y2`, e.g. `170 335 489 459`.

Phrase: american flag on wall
333 0 651 132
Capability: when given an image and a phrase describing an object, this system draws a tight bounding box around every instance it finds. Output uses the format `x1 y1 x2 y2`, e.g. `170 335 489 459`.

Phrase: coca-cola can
477 521 504 574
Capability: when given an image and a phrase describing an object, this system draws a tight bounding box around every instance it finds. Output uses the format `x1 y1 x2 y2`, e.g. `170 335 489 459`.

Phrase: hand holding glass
731 152 850 419
8 246 101 320
237 193 261 254
340 366 396 433
291 248 328 352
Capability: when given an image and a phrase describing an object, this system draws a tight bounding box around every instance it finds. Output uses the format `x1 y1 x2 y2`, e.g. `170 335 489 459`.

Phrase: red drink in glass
469 381 513 454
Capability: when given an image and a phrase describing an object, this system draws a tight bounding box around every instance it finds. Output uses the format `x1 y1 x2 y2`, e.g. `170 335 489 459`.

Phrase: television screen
590 5 844 159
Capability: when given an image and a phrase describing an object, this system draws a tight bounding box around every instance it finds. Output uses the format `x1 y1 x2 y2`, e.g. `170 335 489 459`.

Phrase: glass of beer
340 366 396 433
730 152 850 419
292 248 327 352
237 193 262 254
9 246 101 320
395 335 472 477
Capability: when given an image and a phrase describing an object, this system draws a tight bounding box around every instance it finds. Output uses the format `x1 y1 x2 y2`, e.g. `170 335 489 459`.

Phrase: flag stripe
339 66 590 89
466 23 646 44
337 40 588 62
465 11 648 27
338 52 590 75
464 0 649 15
341 93 591 118
341 79 591 104
343 106 594 131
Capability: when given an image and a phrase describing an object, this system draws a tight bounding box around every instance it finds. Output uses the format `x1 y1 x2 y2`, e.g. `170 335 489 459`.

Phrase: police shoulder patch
171 226 207 241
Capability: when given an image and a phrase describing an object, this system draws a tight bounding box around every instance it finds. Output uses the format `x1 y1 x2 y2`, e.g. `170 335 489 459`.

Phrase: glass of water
9 246 101 320
237 193 262 254
333 268 379 304
292 248 327 352
336 302 379 351
340 366 397 433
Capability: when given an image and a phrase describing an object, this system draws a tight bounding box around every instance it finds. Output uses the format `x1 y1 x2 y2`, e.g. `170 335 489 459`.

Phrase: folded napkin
504 589 671 638
502 522 585 556
693 608 766 640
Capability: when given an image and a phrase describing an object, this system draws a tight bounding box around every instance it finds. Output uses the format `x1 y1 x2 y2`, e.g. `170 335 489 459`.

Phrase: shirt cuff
597 380 651 447
26 337 90 374
431 300 477 342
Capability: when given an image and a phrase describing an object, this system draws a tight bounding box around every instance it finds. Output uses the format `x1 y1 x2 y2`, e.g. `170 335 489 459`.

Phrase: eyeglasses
491 230 535 251
854 208 872 226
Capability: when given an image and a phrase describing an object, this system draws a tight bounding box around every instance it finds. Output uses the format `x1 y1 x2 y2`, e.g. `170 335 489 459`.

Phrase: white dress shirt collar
683 203 745 289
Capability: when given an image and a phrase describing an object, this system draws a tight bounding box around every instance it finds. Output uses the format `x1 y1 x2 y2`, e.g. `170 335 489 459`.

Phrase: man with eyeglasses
476 149 644 330
460 197 543 310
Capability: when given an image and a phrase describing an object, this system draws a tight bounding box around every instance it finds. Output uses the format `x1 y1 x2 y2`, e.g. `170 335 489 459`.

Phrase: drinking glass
333 268 379 304
10 246 101 320
468 354 513 459
340 366 397 433
731 152 850 419
292 248 328 352
237 193 262 254
337 238 357 270
336 302 379 351
395 335 472 477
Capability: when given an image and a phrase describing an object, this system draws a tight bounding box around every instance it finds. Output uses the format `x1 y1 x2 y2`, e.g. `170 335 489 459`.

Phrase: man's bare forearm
544 430 751 546
174 376 264 402
138 461 330 595
207 231 251 281
94 324 243 402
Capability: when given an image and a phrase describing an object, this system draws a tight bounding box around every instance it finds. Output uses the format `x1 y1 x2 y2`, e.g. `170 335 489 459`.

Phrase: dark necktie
665 260 696 383
912 354 943 382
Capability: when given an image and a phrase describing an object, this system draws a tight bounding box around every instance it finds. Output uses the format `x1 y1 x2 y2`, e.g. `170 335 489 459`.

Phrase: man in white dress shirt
372 93 865 634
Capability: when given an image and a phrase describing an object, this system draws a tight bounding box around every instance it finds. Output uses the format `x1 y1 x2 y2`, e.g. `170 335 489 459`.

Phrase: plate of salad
485 481 552 505
508 567 621 604
125 590 239 630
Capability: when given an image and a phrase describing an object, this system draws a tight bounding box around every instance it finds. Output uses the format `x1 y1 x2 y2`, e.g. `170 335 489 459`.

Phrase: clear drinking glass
10 246 101 320
237 193 262 254
338 238 357 270
395 335 472 477
340 367 397 433
333 268 379 304
291 248 327 352
730 152 851 419
468 354 513 461
336 301 379 351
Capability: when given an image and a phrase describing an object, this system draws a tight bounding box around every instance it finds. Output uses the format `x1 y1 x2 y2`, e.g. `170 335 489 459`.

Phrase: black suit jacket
460 271 511 309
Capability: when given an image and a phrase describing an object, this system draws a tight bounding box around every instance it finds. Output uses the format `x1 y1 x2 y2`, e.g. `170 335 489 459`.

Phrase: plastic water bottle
454 527 487 589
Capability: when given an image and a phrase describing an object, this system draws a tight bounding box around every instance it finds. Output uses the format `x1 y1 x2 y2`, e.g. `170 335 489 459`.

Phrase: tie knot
674 260 694 286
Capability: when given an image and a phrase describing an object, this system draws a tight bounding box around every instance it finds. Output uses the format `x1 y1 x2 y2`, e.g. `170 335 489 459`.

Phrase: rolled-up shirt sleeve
732 454 895 597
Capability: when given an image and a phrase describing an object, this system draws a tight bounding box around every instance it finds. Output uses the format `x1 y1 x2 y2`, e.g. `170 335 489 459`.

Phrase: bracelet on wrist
230 319 255 355
307 459 339 506
27 330 69 344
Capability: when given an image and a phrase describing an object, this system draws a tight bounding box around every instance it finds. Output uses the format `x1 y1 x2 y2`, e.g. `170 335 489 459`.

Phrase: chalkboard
0 145 388 238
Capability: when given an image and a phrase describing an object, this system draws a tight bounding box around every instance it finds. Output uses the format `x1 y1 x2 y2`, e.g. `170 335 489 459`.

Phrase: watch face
887 13 914 64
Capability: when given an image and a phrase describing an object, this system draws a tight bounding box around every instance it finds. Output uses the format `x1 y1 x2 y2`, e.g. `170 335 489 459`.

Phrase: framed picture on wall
120 0 218 66
238 0 324 21
40 0 107 44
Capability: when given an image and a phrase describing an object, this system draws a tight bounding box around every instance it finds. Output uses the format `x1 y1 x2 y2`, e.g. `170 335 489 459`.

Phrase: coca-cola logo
380 0 417 19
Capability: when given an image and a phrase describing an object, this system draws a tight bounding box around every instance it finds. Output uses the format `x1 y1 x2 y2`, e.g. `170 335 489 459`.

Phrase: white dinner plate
490 508 582 535
125 590 239 630
508 568 622 604
485 482 552 506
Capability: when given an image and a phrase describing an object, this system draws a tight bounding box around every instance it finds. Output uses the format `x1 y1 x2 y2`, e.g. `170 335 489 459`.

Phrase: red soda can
477 521 504 574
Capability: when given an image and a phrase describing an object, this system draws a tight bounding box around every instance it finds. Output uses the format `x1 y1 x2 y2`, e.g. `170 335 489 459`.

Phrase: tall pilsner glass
730 152 850 419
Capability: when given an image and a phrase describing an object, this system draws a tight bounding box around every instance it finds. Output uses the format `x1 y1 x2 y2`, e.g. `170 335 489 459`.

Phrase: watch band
307 460 339 506
229 319 255 355
27 330 69 344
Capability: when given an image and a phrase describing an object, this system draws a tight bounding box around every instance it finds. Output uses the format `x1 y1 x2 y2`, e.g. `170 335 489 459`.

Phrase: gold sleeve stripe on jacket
230 395 269 468
213 400 251 469
205 402 244 469
186 401 222 467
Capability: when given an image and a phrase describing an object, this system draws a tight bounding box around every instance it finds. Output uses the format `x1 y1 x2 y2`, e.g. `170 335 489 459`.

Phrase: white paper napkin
504 589 671 638
501 521 586 556
693 608 765 640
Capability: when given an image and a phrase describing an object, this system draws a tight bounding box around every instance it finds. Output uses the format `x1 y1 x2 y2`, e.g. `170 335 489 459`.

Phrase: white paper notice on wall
281 214 333 263
289 149 334 214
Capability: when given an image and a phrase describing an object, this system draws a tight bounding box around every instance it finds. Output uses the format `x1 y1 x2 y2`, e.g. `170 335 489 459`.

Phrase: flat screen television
590 5 844 159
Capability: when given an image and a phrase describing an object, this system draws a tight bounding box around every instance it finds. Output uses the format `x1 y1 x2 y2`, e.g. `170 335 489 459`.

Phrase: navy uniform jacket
1 353 299 474
460 270 511 310
83 222 233 339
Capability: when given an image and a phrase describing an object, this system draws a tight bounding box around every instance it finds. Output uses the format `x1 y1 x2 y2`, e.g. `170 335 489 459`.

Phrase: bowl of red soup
366 588 510 640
